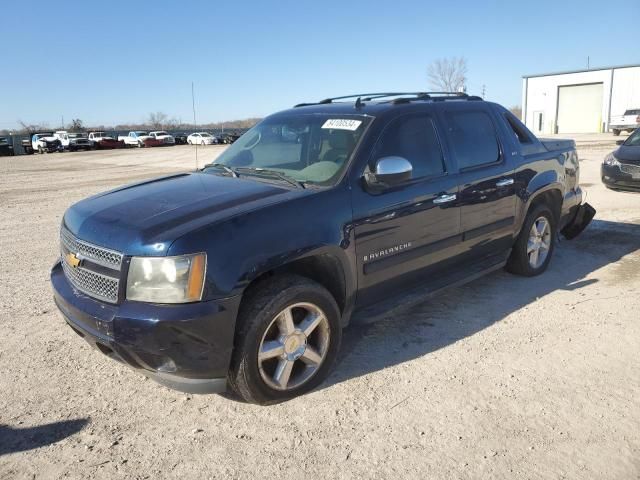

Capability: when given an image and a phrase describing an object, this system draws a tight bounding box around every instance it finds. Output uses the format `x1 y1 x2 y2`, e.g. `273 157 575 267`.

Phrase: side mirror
365 156 413 189
616 140 625 146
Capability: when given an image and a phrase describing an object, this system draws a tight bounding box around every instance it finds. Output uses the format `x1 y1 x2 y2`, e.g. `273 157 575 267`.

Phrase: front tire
506 204 556 276
229 275 342 405
612 129 621 136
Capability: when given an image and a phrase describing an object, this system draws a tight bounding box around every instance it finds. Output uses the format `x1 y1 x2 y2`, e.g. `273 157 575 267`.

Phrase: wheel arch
238 249 354 326
516 184 563 238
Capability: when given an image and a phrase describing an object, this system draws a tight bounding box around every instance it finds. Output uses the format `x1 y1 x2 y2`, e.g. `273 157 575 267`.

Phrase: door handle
433 193 457 205
496 178 514 187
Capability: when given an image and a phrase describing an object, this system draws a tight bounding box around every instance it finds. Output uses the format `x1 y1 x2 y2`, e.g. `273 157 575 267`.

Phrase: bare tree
427 57 468 92
17 119 46 134
70 119 84 131
509 105 522 120
148 112 168 129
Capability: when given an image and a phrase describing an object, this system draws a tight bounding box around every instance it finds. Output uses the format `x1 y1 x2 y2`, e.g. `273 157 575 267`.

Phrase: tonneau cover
539 138 576 152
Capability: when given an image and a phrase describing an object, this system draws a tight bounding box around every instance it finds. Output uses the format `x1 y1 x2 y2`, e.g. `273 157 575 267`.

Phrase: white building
522 64 640 134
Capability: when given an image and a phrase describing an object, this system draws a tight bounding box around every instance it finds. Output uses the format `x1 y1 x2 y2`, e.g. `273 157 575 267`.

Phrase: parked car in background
21 137 34 154
118 131 162 148
187 132 217 145
0 136 14 156
602 128 640 192
149 131 176 145
32 132 63 153
54 131 95 152
610 109 640 136
51 92 594 404
174 133 188 145
88 131 125 149
216 133 233 144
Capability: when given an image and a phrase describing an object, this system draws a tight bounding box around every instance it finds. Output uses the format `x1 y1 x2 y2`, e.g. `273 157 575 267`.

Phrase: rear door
351 111 462 305
438 103 516 260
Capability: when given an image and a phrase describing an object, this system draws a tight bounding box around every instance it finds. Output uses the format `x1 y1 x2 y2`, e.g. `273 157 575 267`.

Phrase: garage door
557 83 603 133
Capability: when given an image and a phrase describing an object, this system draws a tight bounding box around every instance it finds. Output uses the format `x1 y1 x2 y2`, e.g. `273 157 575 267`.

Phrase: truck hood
63 172 302 255
615 144 640 164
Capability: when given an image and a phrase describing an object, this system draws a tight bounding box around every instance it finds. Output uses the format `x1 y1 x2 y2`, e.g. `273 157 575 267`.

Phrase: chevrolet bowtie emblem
65 252 81 268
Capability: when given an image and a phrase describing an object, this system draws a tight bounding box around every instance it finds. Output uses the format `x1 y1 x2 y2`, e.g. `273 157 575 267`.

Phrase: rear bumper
602 164 640 192
559 186 595 240
610 125 638 131
51 261 241 394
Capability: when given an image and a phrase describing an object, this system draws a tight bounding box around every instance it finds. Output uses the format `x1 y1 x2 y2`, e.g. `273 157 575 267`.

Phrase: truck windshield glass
207 114 370 185
624 129 640 146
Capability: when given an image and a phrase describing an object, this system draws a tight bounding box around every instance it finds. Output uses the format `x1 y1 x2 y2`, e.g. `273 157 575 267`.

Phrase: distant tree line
1 113 262 136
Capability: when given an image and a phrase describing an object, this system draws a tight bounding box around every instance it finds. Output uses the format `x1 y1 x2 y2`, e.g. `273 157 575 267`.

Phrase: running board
353 253 508 325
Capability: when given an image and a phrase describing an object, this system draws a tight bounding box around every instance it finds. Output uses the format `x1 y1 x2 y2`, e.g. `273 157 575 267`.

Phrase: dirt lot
1 137 639 479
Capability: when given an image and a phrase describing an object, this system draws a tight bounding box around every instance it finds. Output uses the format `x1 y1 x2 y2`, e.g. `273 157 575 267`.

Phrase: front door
351 112 462 306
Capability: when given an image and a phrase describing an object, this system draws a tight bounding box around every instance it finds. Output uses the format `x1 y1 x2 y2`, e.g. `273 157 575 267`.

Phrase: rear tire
229 275 342 405
506 204 556 277
612 129 621 136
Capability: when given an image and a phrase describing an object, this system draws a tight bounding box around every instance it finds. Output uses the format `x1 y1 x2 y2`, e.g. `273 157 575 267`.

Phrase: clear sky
1 0 638 130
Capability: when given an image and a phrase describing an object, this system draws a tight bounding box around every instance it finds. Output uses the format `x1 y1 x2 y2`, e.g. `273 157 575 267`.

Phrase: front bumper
51 261 241 394
601 164 640 192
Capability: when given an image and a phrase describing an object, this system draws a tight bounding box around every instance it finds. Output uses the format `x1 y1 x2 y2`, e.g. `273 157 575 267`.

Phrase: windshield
206 114 370 185
624 129 640 146
201 133 212 137
69 133 88 139
624 110 640 115
155 131 169 136
135 131 148 135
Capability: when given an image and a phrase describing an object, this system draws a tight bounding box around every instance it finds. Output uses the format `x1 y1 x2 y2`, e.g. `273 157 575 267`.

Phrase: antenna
192 81 198 170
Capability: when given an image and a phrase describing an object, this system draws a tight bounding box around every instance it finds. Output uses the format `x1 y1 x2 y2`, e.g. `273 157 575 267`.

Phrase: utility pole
587 56 590 70
481 85 486 99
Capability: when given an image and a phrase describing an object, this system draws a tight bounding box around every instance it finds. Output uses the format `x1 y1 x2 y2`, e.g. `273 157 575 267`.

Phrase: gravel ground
1 138 639 479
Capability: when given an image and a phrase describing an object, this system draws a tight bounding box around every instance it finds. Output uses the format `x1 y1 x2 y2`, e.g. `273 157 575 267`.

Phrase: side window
444 110 500 169
374 115 445 179
504 111 533 145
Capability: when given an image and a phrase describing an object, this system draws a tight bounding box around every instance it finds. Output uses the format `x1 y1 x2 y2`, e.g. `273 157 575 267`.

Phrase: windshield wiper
234 167 306 189
205 163 239 178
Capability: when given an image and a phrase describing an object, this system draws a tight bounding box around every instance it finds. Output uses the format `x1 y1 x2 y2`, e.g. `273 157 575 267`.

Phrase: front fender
167 185 357 306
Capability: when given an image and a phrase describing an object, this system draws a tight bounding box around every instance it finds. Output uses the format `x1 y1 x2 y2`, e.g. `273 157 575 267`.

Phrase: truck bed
539 138 576 153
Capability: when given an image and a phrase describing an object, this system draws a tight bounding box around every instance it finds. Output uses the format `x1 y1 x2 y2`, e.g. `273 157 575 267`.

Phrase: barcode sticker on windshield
322 119 362 131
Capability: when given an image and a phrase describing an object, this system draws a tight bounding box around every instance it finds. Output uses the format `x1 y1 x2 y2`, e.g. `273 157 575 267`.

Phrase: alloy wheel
257 302 330 391
527 216 551 269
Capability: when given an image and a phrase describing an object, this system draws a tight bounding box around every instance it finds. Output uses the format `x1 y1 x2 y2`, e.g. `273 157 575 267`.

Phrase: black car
602 129 640 192
217 132 241 144
0 136 14 156
174 133 188 145
51 92 594 404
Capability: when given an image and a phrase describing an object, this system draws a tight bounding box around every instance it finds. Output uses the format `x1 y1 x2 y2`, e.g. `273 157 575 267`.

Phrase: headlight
604 152 621 167
126 253 206 303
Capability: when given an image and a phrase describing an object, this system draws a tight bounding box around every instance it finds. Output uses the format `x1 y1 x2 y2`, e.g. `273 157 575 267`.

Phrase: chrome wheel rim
258 302 330 391
527 216 551 269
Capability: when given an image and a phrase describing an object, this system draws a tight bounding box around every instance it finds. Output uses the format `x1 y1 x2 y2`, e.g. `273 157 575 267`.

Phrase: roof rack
293 91 482 108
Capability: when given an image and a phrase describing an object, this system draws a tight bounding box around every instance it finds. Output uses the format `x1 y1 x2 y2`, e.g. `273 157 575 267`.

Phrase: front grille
620 163 640 177
61 228 122 269
60 227 123 303
62 260 120 303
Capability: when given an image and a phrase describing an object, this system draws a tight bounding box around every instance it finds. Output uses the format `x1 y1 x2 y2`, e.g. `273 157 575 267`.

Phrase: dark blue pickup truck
51 92 594 404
